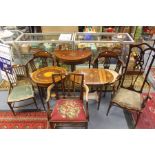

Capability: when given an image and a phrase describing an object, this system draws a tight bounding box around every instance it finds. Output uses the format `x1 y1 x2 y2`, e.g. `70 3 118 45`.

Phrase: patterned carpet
132 93 155 129
0 80 9 90
0 111 48 129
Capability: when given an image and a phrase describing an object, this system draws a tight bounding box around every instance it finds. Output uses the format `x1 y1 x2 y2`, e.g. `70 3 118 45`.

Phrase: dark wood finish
92 49 123 69
46 73 89 129
54 50 92 71
26 51 55 72
106 43 155 127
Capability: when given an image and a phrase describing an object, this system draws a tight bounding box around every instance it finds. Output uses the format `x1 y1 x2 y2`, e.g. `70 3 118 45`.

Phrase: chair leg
85 122 88 129
38 86 46 111
32 97 39 110
89 58 91 68
134 112 141 128
8 103 16 116
103 85 107 97
97 101 101 110
106 102 112 116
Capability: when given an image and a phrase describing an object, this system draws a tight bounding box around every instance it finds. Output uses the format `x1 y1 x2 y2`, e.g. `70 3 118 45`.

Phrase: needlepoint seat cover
112 88 143 111
50 99 87 122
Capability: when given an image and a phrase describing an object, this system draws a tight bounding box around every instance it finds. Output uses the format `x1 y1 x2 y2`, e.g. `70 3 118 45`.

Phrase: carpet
0 111 48 129
132 93 155 129
0 80 9 90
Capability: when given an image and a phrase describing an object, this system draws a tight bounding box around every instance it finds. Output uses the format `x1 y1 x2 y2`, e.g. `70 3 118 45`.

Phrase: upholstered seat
51 99 87 122
106 43 155 127
4 64 39 116
16 79 32 86
112 88 143 111
8 85 34 102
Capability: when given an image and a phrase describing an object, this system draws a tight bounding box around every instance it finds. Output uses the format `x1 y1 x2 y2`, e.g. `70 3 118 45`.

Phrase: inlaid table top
54 50 92 64
31 66 67 86
72 68 115 85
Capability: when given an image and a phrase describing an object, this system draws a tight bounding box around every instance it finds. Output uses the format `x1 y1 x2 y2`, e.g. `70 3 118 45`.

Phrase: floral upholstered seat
46 73 89 129
112 88 143 111
51 99 87 122
8 85 34 103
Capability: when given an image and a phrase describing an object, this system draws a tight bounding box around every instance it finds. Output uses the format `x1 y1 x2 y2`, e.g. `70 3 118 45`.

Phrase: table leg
97 85 103 110
71 65 75 72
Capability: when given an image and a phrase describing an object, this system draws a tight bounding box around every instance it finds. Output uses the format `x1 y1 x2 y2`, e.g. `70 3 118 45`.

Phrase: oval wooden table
72 68 115 85
31 66 67 109
72 68 118 110
54 50 92 71
31 66 67 87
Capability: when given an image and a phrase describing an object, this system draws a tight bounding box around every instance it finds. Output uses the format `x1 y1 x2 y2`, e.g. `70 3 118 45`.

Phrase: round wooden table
31 66 67 109
54 50 92 71
31 66 67 87
72 68 115 85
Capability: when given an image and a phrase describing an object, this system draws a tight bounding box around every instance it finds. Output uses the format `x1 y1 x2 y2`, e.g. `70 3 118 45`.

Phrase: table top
72 68 115 85
31 66 67 86
54 50 92 64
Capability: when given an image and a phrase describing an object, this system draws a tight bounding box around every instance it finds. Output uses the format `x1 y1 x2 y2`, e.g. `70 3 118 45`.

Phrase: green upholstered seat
112 88 143 111
8 85 34 102
16 79 32 86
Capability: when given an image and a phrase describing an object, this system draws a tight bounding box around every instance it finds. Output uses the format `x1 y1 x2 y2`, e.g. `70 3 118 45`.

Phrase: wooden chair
46 73 89 129
106 43 155 127
91 48 125 109
4 64 39 116
25 51 56 110
27 50 55 72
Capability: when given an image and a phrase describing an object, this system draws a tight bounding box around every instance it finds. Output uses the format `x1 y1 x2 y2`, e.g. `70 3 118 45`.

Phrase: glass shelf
74 32 134 44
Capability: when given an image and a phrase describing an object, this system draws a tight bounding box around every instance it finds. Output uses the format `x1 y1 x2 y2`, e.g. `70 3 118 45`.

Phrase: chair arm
83 84 89 102
118 58 126 68
145 81 151 96
112 74 122 90
83 84 89 120
46 84 55 102
141 81 152 108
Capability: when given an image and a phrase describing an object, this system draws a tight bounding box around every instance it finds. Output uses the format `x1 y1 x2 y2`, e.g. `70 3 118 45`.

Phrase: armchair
106 43 155 127
46 73 89 129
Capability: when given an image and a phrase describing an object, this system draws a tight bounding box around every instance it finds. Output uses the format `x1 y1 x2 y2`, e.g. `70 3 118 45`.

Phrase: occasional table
31 66 67 109
54 50 92 71
31 66 67 87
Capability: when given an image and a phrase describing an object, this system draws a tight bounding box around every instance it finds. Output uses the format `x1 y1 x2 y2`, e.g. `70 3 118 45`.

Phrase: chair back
93 48 124 74
4 64 28 88
121 43 155 93
52 73 84 100
27 51 55 72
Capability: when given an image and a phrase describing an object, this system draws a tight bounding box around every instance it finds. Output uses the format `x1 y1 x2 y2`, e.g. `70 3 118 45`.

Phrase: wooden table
72 68 116 110
31 66 67 109
54 50 92 71
72 68 115 85
31 66 67 87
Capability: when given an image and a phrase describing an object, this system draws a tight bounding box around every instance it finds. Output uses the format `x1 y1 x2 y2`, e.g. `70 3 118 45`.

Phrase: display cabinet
13 32 74 64
74 32 134 61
